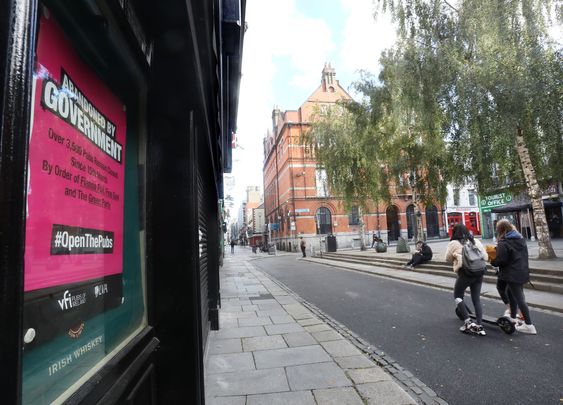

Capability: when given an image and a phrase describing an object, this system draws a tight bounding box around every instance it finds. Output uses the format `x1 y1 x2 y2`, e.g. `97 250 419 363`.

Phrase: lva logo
57 290 87 310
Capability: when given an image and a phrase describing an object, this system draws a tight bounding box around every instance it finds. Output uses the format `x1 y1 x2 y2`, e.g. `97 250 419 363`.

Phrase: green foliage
305 103 387 211
306 0 561 216
378 0 563 193
306 46 450 210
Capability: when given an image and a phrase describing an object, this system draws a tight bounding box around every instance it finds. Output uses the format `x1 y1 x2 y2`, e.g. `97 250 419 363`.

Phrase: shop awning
491 200 561 213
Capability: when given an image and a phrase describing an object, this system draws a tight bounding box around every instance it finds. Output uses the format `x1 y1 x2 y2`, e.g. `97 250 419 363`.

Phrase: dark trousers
497 279 532 324
454 270 483 325
407 254 428 267
301 246 306 257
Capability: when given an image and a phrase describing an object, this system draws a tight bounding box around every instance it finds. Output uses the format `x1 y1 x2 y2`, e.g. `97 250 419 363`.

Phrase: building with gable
263 64 446 252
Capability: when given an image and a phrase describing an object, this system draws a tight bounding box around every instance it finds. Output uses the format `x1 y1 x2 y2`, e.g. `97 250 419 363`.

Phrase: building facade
263 64 446 252
248 205 266 235
477 183 562 240
445 184 481 236
245 185 262 229
0 0 245 403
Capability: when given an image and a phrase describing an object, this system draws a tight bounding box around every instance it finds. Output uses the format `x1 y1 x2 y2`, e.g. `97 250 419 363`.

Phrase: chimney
272 106 280 132
321 62 336 92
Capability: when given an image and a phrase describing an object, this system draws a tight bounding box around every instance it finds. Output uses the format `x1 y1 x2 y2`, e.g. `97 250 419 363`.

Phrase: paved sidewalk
205 250 431 405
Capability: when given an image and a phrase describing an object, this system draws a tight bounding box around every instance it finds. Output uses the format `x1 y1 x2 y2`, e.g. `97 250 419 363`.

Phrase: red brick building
263 64 445 251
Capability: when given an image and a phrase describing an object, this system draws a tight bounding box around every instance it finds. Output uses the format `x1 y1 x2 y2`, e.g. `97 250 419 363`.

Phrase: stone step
321 253 563 280
317 254 563 294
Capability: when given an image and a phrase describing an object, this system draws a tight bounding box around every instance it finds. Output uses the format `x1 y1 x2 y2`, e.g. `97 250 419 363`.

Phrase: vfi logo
58 290 73 310
57 290 86 310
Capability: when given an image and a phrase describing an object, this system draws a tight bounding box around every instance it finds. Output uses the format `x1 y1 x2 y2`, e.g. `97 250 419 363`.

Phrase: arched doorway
386 205 400 241
316 207 333 234
426 205 439 237
406 204 415 239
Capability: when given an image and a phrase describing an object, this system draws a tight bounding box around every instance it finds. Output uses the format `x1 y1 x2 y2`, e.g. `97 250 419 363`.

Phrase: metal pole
528 207 536 241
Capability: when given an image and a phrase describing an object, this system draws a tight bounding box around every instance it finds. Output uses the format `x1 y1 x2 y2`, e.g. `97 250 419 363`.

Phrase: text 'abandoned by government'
40 72 123 163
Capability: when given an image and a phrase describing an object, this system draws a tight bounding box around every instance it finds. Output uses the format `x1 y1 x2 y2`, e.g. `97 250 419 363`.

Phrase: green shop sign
479 192 513 213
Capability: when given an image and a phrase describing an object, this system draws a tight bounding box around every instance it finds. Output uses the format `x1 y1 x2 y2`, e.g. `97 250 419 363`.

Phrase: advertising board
24 14 126 349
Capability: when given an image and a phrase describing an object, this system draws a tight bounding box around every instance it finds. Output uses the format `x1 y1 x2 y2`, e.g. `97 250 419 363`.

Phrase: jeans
497 279 532 324
454 270 483 325
407 254 429 267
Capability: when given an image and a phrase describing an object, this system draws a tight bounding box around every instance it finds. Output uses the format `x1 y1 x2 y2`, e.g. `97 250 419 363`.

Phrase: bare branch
443 0 459 13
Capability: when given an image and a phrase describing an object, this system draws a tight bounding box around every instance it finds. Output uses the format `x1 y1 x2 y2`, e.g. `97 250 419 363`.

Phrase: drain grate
250 293 274 301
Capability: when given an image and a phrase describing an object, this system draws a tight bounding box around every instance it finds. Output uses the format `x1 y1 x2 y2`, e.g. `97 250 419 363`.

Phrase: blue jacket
491 230 530 284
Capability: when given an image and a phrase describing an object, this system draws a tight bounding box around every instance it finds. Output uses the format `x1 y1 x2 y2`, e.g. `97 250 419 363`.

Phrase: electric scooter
455 302 515 334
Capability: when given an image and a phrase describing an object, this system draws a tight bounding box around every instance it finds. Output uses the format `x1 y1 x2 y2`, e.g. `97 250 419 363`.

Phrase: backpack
461 240 488 276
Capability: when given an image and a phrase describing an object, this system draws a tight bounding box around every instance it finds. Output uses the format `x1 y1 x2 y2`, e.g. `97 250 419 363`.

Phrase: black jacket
418 243 433 261
491 230 530 284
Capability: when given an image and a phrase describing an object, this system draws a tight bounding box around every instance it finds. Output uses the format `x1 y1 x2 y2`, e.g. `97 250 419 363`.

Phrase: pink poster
24 15 126 292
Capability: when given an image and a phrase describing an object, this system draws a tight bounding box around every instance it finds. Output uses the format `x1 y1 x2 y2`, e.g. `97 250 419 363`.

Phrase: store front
0 0 245 403
479 190 562 240
478 192 514 239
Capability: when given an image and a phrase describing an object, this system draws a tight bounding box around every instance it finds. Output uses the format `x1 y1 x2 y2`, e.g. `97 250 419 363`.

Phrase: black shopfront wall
0 0 238 403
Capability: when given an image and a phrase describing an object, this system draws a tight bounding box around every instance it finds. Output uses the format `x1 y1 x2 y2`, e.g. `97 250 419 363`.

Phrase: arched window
386 205 400 241
316 207 332 235
348 206 360 226
426 205 439 237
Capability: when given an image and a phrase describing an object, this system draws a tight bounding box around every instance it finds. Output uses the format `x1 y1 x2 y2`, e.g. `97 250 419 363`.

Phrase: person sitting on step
404 241 432 270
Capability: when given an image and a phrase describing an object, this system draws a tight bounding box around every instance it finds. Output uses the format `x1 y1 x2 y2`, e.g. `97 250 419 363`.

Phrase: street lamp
277 215 282 248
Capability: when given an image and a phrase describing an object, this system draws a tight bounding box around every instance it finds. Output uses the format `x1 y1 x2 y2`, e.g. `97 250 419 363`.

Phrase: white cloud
230 1 398 216
338 0 396 83
230 0 335 212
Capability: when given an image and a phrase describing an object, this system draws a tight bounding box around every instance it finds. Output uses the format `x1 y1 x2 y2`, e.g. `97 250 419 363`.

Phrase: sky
225 0 562 221
225 0 396 218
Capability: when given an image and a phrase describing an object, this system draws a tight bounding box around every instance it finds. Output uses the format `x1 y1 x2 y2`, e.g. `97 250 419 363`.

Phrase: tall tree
307 51 450 243
378 0 562 258
306 104 384 249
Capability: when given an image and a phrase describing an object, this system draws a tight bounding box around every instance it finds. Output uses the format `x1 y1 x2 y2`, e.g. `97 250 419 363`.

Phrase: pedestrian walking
230 239 235 254
300 237 306 258
491 219 537 334
445 224 488 336
403 241 432 269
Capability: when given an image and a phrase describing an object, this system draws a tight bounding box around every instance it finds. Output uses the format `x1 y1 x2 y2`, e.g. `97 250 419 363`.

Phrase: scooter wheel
497 317 516 335
455 307 464 321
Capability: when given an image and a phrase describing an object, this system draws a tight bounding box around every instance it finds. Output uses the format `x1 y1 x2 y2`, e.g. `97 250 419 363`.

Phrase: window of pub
22 9 147 404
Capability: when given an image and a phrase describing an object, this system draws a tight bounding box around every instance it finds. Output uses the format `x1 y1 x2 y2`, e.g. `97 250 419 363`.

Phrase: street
252 254 563 405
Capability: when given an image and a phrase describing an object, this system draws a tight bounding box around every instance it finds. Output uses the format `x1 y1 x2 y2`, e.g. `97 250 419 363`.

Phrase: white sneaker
503 308 511 317
459 320 475 333
516 323 537 335
470 324 486 336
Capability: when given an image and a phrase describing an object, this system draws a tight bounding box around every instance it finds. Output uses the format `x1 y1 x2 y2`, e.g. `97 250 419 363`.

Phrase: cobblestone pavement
205 250 448 404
